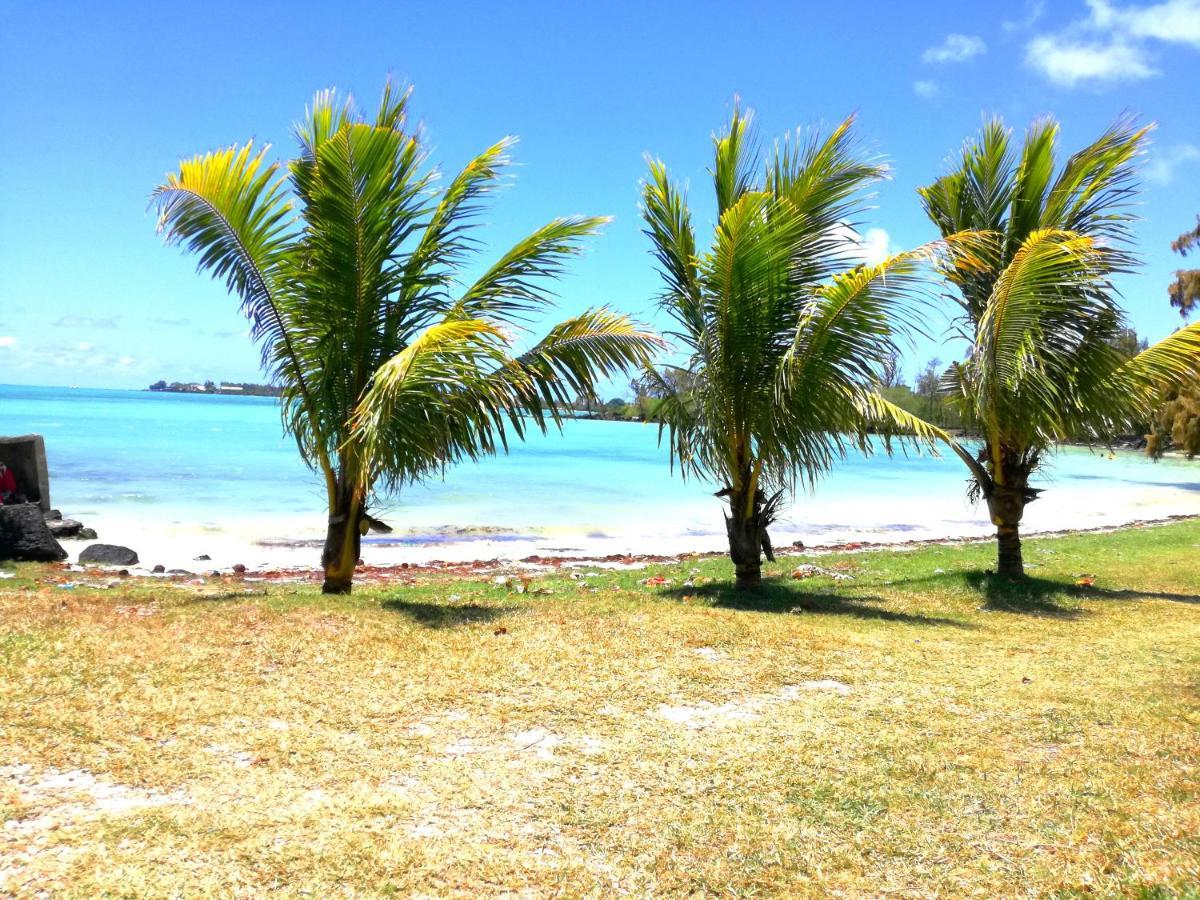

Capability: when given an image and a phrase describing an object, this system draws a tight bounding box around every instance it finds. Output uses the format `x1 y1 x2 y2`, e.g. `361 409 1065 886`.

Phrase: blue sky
1 0 1198 392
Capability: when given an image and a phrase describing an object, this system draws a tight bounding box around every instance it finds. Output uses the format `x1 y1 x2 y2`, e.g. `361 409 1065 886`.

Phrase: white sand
52 480 1200 574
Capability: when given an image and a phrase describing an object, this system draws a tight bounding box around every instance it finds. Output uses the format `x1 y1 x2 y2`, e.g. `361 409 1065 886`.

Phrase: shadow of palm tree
381 599 513 628
663 581 971 628
958 572 1200 617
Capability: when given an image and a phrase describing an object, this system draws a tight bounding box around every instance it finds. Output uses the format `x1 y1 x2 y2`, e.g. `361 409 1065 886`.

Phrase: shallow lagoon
2 384 1197 569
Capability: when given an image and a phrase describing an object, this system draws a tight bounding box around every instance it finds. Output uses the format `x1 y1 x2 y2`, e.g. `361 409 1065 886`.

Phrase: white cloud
922 33 987 63
1025 35 1157 85
76 341 94 351
118 356 135 367
834 225 895 266
1027 0 1200 86
1145 142 1200 183
0 336 15 349
1086 0 1200 46
858 228 893 266
913 80 940 99
1004 0 1046 32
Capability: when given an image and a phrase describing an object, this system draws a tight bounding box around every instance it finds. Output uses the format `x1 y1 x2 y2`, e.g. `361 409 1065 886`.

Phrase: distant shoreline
147 380 282 398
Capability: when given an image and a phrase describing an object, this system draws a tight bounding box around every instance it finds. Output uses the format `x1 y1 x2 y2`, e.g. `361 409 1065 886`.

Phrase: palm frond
451 216 609 324
151 142 301 384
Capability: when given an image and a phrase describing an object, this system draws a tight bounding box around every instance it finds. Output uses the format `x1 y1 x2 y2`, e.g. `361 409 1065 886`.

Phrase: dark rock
47 518 82 538
0 502 68 562
166 568 192 576
78 544 139 566
232 563 247 574
44 509 62 521
194 554 211 561
209 570 221 577
77 527 98 540
152 564 165 574
117 569 130 577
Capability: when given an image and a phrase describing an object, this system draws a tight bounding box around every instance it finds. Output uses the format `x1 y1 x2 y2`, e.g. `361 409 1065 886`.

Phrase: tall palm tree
643 108 945 590
920 118 1200 577
153 82 660 593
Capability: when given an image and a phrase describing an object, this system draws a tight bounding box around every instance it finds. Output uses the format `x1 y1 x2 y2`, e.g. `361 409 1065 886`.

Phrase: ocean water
2 383 1198 568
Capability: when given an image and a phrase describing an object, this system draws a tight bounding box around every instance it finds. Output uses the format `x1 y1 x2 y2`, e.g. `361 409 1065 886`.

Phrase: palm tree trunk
987 481 1028 579
321 485 362 595
726 512 763 590
996 522 1023 577
724 487 775 590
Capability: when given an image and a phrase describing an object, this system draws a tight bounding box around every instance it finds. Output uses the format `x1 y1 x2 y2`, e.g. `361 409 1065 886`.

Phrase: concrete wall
0 435 51 511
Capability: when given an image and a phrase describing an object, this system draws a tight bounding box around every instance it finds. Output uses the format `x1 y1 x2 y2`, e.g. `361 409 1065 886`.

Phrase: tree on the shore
643 107 945 590
154 81 660 593
1149 217 1200 457
920 117 1200 577
916 358 943 422
1169 216 1200 317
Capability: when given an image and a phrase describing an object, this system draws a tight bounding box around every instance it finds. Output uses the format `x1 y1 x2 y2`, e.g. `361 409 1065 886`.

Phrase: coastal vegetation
3 521 1199 894
641 109 946 589
1150 214 1200 457
919 117 1200 577
153 81 659 594
148 379 283 397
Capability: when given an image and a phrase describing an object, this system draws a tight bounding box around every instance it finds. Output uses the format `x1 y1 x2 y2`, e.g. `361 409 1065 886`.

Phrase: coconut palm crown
643 108 947 589
153 81 660 593
920 117 1200 577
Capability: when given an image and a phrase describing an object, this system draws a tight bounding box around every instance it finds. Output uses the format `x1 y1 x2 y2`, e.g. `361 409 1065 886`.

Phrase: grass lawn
2 522 1199 897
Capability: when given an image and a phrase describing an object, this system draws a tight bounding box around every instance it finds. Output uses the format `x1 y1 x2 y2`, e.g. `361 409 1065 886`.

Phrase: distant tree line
148 379 282 397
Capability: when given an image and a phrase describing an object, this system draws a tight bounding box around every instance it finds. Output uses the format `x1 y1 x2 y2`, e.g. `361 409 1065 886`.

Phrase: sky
1 0 1199 392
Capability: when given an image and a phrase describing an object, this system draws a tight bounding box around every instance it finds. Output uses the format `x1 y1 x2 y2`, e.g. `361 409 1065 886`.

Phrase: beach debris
790 564 853 581
493 626 508 636
691 646 725 662
641 575 671 586
0 570 12 579
1075 574 1096 586
78 543 139 566
491 574 532 593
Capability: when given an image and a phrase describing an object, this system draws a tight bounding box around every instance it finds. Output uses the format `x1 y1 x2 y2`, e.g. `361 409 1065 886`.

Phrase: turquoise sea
2 383 1198 567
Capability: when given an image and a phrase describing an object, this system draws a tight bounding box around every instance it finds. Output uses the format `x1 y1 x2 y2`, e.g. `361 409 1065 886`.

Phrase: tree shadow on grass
936 572 1199 618
663 581 971 628
380 599 514 629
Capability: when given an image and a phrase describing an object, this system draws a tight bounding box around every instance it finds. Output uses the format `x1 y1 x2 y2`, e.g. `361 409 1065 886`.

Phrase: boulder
47 518 82 538
77 527 98 540
79 544 139 566
0 503 68 562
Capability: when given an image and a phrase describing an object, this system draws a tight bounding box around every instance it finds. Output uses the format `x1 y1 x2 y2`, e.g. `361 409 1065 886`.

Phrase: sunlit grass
2 522 1199 896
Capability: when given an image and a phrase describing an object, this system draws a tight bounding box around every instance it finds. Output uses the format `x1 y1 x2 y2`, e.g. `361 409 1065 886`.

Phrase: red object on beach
0 465 16 502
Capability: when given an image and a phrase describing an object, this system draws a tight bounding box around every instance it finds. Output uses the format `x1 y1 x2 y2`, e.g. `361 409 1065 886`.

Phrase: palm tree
642 108 945 590
920 118 1200 577
154 82 660 593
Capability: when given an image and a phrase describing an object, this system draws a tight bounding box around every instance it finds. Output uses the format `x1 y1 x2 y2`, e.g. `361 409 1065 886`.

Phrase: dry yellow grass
1 521 1199 897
